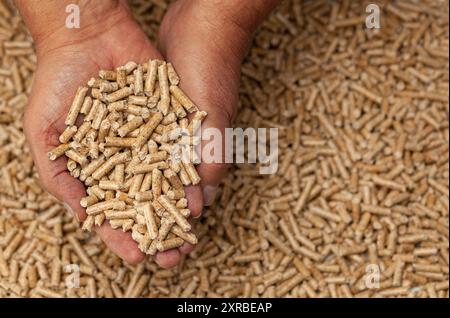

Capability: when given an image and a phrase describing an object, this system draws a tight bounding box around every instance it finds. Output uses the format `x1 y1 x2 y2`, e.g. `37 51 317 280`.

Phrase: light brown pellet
158 195 192 233
58 126 77 144
65 87 88 126
156 237 184 252
133 112 163 149
48 143 71 160
169 85 198 113
145 59 159 96
158 63 170 115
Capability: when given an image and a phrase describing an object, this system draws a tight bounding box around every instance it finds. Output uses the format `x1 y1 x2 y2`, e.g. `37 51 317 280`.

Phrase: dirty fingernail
203 185 218 206
63 202 79 222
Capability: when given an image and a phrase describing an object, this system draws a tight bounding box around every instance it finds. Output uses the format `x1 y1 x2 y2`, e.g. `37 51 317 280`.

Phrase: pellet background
0 0 449 298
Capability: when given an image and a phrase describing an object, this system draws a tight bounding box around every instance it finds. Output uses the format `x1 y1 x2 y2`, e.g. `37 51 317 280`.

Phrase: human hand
156 0 279 266
19 1 200 267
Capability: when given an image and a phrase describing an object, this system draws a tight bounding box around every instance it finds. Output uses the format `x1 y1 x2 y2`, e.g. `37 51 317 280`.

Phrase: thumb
24 110 87 222
35 144 87 222
42 159 87 222
197 108 231 206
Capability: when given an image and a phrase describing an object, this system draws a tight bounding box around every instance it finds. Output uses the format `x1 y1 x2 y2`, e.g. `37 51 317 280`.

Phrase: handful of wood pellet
48 60 206 255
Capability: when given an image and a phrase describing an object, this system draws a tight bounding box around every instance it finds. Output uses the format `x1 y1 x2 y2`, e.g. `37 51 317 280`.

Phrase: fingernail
193 213 202 219
203 185 218 206
63 203 79 222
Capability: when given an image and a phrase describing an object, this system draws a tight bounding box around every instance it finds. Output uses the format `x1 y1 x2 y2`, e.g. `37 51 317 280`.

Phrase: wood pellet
0 0 449 298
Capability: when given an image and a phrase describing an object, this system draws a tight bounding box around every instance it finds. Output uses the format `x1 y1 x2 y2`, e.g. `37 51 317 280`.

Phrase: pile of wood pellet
49 59 204 255
1 0 449 298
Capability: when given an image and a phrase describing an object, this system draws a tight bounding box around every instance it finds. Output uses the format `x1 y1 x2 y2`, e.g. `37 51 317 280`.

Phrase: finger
23 113 88 221
195 109 231 206
155 249 180 268
179 242 195 254
49 164 87 222
95 221 145 265
184 185 203 218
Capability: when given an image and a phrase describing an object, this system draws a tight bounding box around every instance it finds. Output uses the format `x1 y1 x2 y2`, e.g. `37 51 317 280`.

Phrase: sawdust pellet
65 87 88 126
